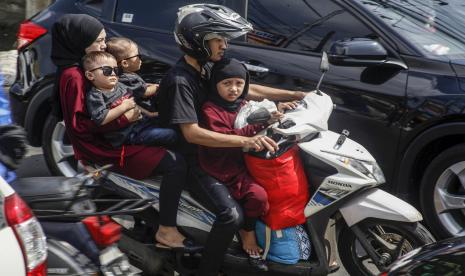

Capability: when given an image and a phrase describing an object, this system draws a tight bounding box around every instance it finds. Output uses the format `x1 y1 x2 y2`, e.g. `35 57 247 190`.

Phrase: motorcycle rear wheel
338 219 435 276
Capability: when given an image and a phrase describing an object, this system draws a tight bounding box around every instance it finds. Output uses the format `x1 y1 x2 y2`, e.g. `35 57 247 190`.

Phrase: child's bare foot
155 225 186 248
239 229 263 256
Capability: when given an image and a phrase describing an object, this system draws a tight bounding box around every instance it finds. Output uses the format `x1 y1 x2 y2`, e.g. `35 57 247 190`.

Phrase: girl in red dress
199 58 283 258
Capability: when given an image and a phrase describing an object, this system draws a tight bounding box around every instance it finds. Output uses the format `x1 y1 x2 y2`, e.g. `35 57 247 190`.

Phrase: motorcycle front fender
339 188 423 227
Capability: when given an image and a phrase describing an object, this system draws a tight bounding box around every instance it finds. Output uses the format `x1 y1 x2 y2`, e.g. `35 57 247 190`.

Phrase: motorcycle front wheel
338 219 435 276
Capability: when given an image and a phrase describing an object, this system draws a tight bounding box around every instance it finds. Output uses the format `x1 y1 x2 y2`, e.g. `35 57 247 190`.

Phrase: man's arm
247 83 306 101
180 123 277 152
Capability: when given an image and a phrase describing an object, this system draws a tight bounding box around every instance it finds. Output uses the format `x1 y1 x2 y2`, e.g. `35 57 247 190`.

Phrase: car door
105 0 228 84
227 0 408 188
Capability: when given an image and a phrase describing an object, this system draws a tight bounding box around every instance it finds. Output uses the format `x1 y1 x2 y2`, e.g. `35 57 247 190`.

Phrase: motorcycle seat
10 177 95 217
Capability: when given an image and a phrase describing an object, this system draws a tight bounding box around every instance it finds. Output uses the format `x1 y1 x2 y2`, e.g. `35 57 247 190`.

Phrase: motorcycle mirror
315 52 329 95
320 52 329 73
246 107 271 125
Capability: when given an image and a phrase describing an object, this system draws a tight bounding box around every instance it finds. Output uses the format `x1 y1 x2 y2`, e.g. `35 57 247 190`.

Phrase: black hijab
209 58 249 112
50 14 104 117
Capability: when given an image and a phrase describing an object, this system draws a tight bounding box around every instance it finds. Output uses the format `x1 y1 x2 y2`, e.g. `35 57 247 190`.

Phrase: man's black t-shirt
157 58 209 157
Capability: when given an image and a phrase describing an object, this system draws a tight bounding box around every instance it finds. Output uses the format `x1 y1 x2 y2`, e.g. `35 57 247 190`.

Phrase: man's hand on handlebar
277 101 299 112
292 91 307 101
244 135 278 153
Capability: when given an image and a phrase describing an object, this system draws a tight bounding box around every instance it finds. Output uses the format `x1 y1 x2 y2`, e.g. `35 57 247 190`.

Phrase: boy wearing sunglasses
83 51 177 148
106 37 159 114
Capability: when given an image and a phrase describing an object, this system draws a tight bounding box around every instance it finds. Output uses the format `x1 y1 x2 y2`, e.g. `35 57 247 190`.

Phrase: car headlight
337 156 385 183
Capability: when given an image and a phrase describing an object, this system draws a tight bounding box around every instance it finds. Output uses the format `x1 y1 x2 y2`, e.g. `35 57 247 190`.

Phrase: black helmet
174 4 253 61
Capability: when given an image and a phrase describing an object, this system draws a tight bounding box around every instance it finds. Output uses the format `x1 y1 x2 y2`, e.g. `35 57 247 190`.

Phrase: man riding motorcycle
157 4 306 275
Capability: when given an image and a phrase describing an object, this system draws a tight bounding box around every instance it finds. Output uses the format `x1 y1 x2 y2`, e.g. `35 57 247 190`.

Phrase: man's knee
217 205 243 229
165 150 187 173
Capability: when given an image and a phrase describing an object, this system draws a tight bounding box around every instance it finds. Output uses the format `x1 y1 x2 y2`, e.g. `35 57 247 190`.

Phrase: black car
381 236 465 276
8 0 465 240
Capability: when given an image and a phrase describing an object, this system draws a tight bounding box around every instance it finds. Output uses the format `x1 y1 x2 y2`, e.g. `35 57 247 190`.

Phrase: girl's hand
268 111 284 124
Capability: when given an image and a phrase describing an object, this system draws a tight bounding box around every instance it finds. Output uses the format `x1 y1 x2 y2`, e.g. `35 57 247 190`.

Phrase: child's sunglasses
89 66 121 76
122 54 141 60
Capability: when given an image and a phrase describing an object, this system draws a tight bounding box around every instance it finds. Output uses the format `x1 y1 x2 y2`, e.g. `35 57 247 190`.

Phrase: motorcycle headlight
337 156 385 183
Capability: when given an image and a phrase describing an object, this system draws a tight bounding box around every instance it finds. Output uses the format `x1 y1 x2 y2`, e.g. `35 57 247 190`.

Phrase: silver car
0 175 47 275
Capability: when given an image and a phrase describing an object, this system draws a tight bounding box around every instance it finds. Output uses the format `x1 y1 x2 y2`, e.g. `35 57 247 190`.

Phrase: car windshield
355 0 465 60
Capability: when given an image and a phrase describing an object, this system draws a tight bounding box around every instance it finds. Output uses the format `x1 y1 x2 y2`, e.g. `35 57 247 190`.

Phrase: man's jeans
127 118 177 146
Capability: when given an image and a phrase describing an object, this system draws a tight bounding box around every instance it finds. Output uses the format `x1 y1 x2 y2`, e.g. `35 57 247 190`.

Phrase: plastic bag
245 145 310 230
234 99 277 129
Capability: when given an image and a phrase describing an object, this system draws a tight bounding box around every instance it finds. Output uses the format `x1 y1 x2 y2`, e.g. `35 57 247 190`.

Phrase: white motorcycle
97 53 435 276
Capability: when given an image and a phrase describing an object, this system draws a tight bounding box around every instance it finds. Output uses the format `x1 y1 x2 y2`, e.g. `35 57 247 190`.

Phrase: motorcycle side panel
299 130 376 164
339 188 423 227
299 131 378 216
106 173 216 232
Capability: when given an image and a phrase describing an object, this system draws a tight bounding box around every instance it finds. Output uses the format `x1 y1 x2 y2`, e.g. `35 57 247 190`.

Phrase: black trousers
188 161 244 276
153 150 187 227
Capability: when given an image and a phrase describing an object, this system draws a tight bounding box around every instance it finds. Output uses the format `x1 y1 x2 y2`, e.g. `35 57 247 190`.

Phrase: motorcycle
10 168 144 275
89 52 435 276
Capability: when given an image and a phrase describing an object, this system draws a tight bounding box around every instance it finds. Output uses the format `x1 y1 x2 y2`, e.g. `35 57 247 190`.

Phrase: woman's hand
124 106 142 122
244 135 278 153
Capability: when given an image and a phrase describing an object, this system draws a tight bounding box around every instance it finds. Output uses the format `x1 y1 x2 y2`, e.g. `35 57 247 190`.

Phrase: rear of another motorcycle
10 174 144 275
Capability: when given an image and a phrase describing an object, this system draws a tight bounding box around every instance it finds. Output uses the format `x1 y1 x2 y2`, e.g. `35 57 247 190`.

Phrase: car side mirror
328 38 388 67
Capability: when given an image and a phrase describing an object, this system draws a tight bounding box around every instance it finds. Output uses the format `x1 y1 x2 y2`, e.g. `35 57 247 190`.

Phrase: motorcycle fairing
106 173 216 232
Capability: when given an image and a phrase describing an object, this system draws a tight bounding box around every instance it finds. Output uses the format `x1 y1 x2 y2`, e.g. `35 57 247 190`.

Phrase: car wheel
42 114 82 177
420 143 465 238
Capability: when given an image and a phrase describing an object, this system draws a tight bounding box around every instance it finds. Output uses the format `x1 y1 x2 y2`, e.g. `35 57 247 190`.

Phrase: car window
115 0 225 31
79 0 104 16
246 0 374 53
355 0 465 60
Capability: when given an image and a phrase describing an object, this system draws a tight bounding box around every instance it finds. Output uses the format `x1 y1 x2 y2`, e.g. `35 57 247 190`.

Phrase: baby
83 51 176 147
106 37 158 114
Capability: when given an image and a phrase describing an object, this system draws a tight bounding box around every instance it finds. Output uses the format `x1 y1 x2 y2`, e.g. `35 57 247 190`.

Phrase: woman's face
85 29 107 53
216 77 245 102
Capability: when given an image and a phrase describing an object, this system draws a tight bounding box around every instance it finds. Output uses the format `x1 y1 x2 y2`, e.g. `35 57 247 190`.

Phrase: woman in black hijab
50 14 198 252
51 14 107 117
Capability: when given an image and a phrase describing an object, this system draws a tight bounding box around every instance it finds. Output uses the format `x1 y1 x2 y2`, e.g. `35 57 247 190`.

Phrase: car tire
420 143 465 239
42 114 79 177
